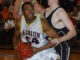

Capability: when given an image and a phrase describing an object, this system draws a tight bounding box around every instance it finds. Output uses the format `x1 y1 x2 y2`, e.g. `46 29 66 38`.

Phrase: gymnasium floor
0 49 80 60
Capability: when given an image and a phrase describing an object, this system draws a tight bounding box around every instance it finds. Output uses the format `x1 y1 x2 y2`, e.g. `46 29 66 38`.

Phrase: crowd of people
0 0 15 45
0 0 80 60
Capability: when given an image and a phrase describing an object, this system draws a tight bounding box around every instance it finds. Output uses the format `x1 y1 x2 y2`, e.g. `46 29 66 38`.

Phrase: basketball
17 42 33 59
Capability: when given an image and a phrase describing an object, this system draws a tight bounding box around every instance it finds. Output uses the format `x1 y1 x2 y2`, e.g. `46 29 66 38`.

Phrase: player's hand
34 3 43 13
32 47 40 55
50 38 60 46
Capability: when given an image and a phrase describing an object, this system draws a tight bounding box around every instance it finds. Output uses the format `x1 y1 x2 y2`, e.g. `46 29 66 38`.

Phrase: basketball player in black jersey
13 2 60 60
43 0 76 60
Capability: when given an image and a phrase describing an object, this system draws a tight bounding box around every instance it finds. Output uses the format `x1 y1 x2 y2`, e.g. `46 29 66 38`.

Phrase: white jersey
20 15 48 48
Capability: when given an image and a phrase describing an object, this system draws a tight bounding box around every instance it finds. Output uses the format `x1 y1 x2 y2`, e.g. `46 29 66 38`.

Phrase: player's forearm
59 30 76 43
13 7 21 20
13 36 18 48
13 33 21 49
13 36 17 48
40 7 45 16
38 42 56 52
13 0 21 19
48 29 59 39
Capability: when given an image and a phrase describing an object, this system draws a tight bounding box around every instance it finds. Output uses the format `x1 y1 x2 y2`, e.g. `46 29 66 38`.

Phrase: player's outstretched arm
13 0 21 20
13 19 21 49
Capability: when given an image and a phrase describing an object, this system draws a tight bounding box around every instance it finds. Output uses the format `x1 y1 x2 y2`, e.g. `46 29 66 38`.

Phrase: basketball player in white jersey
13 2 60 60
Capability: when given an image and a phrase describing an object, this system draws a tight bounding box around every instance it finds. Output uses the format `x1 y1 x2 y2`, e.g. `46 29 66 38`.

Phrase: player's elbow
13 13 17 19
72 30 76 37
70 29 77 38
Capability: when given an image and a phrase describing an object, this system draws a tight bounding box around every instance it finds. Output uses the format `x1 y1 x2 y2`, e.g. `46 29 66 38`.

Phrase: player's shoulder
56 7 65 12
57 8 67 16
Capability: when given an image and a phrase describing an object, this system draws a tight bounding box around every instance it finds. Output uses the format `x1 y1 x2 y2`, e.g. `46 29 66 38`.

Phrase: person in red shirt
1 4 10 21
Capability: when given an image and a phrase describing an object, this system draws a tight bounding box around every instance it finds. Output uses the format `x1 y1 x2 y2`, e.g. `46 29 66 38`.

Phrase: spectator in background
77 0 80 10
5 13 15 29
1 4 10 21
0 14 8 44
6 12 15 45
67 10 77 28
71 6 80 21
0 14 8 31
71 5 80 29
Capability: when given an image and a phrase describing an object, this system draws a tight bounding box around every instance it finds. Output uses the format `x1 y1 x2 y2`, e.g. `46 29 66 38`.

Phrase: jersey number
26 36 39 44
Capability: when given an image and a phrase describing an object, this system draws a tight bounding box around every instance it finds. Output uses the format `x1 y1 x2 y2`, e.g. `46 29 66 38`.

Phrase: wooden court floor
70 53 80 60
0 50 80 60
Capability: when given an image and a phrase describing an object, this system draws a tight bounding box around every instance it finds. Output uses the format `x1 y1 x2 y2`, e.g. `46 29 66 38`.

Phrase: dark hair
22 2 33 12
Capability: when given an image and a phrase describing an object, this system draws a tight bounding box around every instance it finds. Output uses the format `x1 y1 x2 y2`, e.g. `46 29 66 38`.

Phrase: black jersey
44 7 69 37
44 7 72 46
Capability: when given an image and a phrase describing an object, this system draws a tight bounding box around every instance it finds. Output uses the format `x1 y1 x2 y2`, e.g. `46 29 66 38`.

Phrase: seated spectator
5 13 15 29
0 14 8 31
